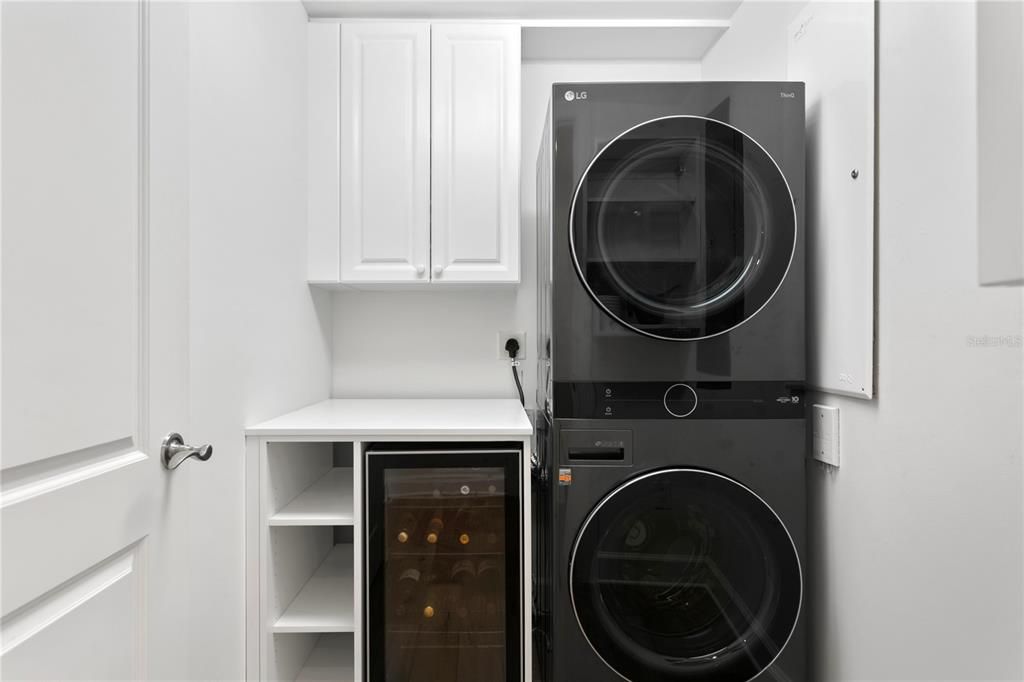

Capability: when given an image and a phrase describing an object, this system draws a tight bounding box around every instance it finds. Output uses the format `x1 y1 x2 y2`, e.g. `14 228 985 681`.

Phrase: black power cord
505 338 525 407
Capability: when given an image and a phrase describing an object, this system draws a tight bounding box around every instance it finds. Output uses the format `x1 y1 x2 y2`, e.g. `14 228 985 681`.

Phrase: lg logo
564 90 588 102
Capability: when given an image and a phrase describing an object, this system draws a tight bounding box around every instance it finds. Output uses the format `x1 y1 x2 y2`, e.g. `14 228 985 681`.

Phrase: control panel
553 381 806 420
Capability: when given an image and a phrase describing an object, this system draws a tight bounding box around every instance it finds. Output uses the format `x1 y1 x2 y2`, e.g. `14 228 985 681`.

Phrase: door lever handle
161 432 213 470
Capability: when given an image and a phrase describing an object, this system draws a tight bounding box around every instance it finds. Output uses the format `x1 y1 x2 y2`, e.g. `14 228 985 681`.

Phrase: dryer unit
536 82 806 420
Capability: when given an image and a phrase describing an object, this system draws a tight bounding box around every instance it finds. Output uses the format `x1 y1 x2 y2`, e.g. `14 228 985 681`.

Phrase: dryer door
569 469 801 681
569 115 796 341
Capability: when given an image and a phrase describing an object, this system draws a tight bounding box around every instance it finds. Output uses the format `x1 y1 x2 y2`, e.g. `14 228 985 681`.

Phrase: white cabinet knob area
307 22 521 287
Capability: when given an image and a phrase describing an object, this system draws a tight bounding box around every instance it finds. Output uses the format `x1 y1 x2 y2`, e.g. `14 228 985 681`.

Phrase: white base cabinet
307 22 521 286
245 399 533 682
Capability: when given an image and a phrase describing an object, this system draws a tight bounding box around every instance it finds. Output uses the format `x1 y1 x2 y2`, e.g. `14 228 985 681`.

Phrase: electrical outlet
498 332 527 360
811 404 840 467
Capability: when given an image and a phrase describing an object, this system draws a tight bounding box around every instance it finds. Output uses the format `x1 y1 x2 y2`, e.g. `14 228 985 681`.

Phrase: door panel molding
0 543 145 680
0 438 145 508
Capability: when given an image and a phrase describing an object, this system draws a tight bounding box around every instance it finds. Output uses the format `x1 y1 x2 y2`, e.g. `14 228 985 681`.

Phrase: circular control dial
663 383 698 418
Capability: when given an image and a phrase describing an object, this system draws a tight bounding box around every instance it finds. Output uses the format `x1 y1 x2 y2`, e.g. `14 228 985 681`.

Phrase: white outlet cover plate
497 331 527 361
811 404 840 467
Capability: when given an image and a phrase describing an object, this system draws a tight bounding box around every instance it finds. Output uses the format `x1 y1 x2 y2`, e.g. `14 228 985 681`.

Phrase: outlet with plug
498 332 527 360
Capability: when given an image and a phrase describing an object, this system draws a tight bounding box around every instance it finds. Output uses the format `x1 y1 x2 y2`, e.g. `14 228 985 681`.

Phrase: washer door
570 469 801 681
569 116 796 341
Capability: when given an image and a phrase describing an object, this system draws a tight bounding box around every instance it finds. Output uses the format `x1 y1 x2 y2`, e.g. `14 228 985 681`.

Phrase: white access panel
788 1 876 398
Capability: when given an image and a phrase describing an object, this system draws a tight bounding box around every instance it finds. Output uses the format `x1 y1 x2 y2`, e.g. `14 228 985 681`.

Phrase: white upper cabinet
308 22 521 286
339 22 431 283
430 24 521 283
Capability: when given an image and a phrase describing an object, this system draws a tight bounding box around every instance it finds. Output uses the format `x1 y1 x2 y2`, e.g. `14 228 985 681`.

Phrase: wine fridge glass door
366 449 522 682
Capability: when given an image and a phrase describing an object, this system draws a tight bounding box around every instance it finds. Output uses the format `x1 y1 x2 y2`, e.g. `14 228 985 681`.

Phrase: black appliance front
366 447 522 682
546 419 807 682
540 82 806 417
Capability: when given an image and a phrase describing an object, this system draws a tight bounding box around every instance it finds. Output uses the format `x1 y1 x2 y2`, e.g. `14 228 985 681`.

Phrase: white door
1 3 198 679
339 22 431 284
430 23 521 283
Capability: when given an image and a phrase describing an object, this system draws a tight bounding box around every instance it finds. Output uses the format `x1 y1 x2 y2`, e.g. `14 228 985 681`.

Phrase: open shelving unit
252 441 362 682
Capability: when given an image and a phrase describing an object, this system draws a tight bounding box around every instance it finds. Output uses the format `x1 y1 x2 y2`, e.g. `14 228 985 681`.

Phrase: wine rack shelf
270 467 354 526
274 544 355 633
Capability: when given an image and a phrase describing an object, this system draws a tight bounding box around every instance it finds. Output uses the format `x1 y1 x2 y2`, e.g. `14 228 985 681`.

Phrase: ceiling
302 0 744 21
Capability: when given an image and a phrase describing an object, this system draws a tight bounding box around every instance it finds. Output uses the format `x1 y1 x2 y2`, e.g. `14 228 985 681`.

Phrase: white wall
331 59 701 403
188 2 332 677
701 0 807 80
810 2 1023 678
706 2 1024 679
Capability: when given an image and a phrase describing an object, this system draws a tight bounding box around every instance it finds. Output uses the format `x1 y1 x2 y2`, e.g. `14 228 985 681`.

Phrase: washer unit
543 417 806 682
535 81 806 419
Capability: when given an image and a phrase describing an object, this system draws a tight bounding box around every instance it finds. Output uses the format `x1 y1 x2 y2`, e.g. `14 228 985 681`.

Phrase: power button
663 383 698 418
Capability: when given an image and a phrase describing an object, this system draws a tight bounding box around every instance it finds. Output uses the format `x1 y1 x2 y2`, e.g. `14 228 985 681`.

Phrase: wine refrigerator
366 446 523 682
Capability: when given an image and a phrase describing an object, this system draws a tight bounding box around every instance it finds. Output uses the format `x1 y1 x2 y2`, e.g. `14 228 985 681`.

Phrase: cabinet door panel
340 22 430 283
431 24 521 283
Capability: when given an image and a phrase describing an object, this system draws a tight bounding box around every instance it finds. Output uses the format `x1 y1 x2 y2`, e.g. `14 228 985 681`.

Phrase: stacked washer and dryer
534 82 807 682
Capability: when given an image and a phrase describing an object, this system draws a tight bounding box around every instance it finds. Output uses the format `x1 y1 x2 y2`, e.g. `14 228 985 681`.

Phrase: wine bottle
451 506 474 547
484 599 500 629
392 562 421 623
477 558 502 628
425 513 444 544
394 511 417 545
398 565 421 590
450 559 476 586
477 558 500 585
395 564 421 605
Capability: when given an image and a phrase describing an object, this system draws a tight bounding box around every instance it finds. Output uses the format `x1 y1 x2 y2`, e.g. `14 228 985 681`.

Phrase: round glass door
569 116 796 340
570 469 801 681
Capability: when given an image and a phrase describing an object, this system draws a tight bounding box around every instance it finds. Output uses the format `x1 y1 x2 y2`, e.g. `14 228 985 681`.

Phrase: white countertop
246 398 533 438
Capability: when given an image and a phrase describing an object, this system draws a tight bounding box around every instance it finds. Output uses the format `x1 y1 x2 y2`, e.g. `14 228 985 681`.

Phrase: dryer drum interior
569 469 802 681
569 116 797 341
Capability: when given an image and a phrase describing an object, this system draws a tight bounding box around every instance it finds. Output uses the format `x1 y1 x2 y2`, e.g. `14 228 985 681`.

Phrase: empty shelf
296 634 354 681
273 544 354 633
270 468 354 526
